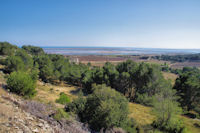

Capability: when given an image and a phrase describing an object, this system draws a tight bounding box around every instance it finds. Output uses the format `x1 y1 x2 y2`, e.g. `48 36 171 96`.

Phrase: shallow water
43 47 200 55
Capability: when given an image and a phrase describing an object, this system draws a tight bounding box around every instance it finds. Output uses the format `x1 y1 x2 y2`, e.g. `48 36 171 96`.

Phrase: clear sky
0 0 200 49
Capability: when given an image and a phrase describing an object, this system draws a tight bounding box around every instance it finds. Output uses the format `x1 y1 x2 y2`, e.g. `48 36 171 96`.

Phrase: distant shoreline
43 47 200 55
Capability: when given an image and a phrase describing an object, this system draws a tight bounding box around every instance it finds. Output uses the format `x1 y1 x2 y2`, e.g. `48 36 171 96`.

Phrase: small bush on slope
53 108 69 120
7 71 36 98
56 92 71 105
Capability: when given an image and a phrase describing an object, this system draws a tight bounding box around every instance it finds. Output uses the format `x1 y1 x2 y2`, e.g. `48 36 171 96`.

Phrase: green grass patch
56 92 71 105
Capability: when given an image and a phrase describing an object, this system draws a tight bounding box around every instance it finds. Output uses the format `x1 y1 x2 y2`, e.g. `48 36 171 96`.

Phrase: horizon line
38 46 200 50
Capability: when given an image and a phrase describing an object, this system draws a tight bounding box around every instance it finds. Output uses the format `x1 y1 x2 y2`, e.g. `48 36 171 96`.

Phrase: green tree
152 86 184 133
22 45 45 55
77 85 129 131
103 62 119 87
15 50 34 70
7 71 36 98
5 56 25 73
174 70 200 111
0 42 18 56
81 69 94 93
34 55 54 82
134 63 167 105
115 60 138 100
5 50 34 73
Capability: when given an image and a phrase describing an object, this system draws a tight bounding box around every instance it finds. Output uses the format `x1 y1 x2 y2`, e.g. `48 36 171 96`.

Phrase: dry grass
129 102 200 133
162 72 178 85
181 115 200 133
0 65 6 83
34 81 80 107
128 103 155 126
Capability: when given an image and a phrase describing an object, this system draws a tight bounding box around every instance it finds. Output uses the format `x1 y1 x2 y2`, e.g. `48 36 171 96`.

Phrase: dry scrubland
34 81 79 107
1 59 200 132
0 70 89 133
27 70 200 132
34 78 200 133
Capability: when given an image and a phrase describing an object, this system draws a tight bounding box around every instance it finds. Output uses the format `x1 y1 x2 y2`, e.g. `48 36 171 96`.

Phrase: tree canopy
7 71 36 98
0 42 18 56
67 85 129 131
22 45 45 55
174 69 200 111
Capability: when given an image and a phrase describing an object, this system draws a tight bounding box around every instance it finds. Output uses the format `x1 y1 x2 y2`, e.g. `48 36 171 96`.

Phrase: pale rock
32 128 39 133
26 117 34 121
38 123 43 127
17 130 23 133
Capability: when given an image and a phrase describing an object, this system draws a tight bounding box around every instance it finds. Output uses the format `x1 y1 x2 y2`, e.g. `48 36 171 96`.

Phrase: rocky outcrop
0 91 90 133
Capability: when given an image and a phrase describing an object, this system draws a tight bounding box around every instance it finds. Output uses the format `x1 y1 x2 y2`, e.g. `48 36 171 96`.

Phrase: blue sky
0 0 200 48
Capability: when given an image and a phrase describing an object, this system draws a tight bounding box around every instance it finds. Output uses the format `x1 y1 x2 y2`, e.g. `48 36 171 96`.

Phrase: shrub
65 93 86 119
7 71 36 98
67 85 129 131
56 92 71 105
134 93 154 106
152 118 186 133
84 88 129 131
121 118 138 133
53 108 69 121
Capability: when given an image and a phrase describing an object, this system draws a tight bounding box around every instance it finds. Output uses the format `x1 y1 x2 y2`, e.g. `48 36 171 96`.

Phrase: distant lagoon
42 47 200 55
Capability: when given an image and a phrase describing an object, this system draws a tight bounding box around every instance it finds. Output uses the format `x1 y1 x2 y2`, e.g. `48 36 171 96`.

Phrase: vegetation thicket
66 85 138 132
0 42 18 56
7 71 37 98
174 69 200 112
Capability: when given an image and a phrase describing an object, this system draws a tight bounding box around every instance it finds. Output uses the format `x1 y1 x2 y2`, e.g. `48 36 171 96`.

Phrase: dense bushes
80 60 169 106
4 56 26 73
34 55 54 82
174 69 200 111
22 45 45 55
3 49 34 73
65 93 86 117
1 42 171 106
7 71 36 98
152 119 186 133
0 42 18 56
66 85 130 131
1 42 175 106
